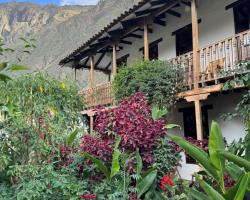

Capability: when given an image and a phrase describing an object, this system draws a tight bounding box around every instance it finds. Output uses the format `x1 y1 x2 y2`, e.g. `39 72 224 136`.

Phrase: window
233 1 250 34
140 38 162 60
149 43 159 60
179 105 212 163
172 20 201 56
117 54 129 67
175 26 193 56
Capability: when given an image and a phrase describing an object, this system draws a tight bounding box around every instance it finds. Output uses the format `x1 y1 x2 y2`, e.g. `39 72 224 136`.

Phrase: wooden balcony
170 29 250 88
83 30 250 109
82 82 114 108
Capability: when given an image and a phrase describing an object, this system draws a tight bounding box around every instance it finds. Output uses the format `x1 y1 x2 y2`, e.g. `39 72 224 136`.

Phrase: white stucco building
60 0 250 179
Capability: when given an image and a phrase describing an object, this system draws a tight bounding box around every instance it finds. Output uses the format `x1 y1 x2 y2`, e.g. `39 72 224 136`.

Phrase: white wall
115 0 237 64
167 91 247 180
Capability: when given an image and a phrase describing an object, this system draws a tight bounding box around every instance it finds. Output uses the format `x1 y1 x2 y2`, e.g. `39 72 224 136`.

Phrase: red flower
160 175 174 190
79 194 96 199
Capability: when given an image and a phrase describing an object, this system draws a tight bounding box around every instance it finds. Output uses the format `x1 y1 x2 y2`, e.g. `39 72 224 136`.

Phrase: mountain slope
0 0 140 86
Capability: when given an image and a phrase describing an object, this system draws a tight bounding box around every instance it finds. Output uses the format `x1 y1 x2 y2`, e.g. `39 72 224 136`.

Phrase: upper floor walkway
82 29 250 108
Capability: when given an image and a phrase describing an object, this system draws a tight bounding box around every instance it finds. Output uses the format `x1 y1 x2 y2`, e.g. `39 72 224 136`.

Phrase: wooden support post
90 115 94 133
191 0 199 89
186 93 210 141
112 44 117 80
144 19 149 60
90 56 94 88
194 100 203 140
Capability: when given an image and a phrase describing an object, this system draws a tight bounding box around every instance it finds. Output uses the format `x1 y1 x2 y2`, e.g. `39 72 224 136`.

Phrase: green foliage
0 37 35 82
152 106 168 120
0 73 84 167
153 137 181 179
113 60 183 108
170 121 250 200
223 60 250 123
82 136 122 182
2 164 88 200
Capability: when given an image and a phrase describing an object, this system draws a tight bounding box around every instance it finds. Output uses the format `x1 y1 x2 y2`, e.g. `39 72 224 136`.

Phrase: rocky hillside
0 0 140 86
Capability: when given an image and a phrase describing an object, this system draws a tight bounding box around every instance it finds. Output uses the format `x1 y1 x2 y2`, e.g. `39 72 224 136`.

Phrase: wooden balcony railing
83 30 250 108
82 82 114 108
170 29 250 87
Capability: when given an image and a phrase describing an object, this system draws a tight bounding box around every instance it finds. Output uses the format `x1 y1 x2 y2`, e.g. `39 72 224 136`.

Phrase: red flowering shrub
81 92 167 165
80 135 113 162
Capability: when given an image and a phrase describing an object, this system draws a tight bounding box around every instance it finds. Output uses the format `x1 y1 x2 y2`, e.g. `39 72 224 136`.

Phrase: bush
153 137 181 179
0 73 87 199
82 92 167 165
113 60 182 108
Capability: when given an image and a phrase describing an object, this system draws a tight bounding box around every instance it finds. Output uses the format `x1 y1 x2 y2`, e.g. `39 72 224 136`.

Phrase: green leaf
165 124 181 129
0 73 12 82
8 64 29 71
137 170 157 198
66 129 78 147
110 136 121 180
208 121 225 190
82 152 110 180
196 177 225 200
185 187 210 200
225 163 244 181
169 134 220 182
0 62 8 71
136 150 143 176
224 173 250 200
151 106 168 120
233 173 249 200
220 151 250 172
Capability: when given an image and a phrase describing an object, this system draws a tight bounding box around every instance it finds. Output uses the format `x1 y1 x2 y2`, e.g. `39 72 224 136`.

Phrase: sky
0 0 99 5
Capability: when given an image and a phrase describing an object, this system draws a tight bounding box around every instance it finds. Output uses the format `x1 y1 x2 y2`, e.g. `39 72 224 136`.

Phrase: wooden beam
144 19 149 60
95 52 106 68
89 56 94 88
166 9 181 18
181 0 191 7
225 0 248 10
151 0 169 6
154 18 166 26
191 0 199 89
83 57 89 66
138 27 153 34
112 44 117 78
124 33 143 39
120 40 133 45
105 61 111 70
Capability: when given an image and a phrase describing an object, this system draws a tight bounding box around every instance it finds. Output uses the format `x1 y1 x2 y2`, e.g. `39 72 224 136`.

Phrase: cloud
60 0 99 5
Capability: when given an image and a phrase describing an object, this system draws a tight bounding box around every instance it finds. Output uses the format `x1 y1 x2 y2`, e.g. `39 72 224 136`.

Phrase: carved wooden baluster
233 36 238 68
200 49 205 86
188 54 192 89
212 44 218 82
182 56 187 85
226 39 231 71
207 47 212 80
240 34 245 61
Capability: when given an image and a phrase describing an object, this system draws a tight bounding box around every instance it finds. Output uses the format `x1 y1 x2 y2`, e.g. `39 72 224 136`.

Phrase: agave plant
169 121 250 200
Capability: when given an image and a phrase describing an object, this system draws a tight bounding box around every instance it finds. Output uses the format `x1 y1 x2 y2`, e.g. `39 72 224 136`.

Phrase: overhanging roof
59 0 187 69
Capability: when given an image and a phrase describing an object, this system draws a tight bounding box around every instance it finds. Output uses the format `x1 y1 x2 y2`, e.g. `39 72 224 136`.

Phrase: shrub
113 60 183 108
82 92 167 165
153 137 181 179
0 73 85 188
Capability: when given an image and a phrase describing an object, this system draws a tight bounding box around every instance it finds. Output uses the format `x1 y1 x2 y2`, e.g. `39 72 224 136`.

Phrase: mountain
0 0 140 86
